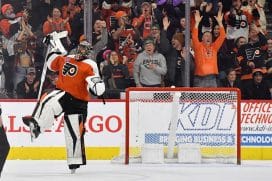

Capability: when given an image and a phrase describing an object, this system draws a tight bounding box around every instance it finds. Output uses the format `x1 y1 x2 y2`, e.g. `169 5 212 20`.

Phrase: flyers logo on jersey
62 62 78 76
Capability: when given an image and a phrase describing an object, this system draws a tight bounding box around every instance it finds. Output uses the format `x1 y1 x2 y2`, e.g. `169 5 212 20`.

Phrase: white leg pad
33 90 64 132
64 114 84 165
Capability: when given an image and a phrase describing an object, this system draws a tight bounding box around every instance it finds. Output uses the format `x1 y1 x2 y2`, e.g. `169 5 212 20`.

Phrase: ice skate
70 168 76 174
69 164 80 174
22 116 41 141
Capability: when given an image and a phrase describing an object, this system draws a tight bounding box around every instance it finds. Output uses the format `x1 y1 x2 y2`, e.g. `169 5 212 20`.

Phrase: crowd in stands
0 0 271 100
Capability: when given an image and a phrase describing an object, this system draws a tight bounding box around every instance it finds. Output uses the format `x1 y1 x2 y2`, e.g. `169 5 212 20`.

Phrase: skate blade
70 169 76 174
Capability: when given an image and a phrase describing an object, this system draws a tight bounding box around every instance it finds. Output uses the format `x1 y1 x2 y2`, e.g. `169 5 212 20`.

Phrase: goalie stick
37 31 68 99
25 31 68 142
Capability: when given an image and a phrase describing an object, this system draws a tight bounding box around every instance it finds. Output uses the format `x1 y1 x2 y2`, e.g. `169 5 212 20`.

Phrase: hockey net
112 87 241 164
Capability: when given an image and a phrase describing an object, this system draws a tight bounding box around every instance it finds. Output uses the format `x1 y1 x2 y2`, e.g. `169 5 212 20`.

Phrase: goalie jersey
47 54 97 101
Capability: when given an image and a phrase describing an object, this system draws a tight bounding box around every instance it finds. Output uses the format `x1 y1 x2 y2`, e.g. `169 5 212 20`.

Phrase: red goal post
119 87 241 164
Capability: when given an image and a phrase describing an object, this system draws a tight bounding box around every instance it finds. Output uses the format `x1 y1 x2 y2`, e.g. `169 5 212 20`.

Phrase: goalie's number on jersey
62 62 77 76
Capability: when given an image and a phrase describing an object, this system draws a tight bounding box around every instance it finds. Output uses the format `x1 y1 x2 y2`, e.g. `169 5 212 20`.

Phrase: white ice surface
2 160 272 181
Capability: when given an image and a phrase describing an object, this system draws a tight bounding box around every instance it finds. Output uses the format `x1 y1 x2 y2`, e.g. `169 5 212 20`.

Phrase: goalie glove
86 76 105 96
43 31 68 55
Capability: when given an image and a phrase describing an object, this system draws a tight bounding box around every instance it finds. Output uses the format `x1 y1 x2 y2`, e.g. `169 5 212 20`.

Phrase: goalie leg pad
64 114 86 166
32 90 65 132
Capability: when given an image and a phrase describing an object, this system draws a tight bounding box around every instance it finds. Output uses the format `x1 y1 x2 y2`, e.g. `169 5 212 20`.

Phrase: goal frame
125 87 241 165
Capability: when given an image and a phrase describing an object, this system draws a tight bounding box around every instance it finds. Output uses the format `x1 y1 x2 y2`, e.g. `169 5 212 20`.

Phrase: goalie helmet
75 41 93 61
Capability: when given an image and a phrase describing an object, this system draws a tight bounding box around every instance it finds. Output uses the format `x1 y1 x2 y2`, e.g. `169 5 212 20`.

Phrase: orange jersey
47 54 95 101
43 18 72 36
192 27 226 76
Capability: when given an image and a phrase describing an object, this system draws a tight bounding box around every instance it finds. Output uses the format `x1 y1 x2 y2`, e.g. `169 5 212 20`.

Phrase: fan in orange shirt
43 7 72 36
192 10 226 87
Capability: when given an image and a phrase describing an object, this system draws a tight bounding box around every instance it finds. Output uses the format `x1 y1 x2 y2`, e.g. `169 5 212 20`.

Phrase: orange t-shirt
48 55 95 101
43 18 72 36
192 27 226 76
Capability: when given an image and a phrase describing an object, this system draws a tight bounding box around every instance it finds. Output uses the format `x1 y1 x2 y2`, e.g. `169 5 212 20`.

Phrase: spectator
111 11 136 52
175 16 186 34
41 70 58 94
192 10 225 87
165 32 195 87
132 2 154 39
266 38 272 84
102 50 130 99
16 67 40 99
43 7 72 36
13 13 36 89
42 7 72 50
14 53 33 90
219 68 241 88
69 0 84 48
111 10 139 86
0 4 29 98
241 69 272 99
216 27 246 81
224 0 252 41
29 0 52 31
237 23 267 82
99 49 112 73
157 4 179 41
133 37 167 87
77 19 109 62
150 22 171 56
241 0 267 34
199 1 216 34
101 0 131 31
92 19 108 61
61 0 81 21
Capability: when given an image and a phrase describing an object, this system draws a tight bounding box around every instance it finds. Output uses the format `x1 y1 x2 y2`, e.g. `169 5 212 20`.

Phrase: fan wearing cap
16 67 40 99
0 4 28 98
133 37 167 87
111 10 138 77
0 4 26 38
101 0 131 30
112 10 135 43
241 69 272 99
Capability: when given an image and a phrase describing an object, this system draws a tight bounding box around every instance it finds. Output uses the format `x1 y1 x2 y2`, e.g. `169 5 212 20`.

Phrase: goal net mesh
112 88 241 164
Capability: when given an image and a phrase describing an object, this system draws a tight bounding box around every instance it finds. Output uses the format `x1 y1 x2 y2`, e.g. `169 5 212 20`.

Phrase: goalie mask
75 41 93 61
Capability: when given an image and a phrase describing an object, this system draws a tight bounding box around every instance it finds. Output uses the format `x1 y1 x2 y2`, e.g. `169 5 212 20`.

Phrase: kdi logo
177 103 236 131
